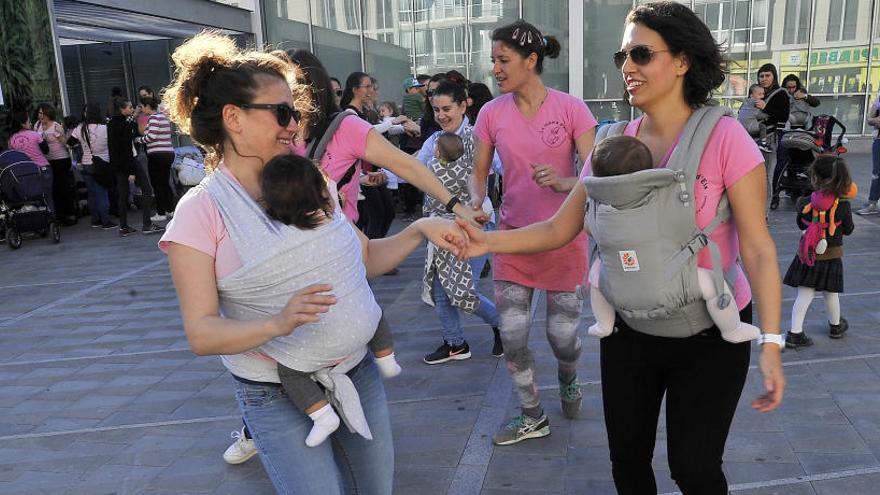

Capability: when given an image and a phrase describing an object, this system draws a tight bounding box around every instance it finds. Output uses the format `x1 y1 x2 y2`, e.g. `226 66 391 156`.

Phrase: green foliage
0 0 59 113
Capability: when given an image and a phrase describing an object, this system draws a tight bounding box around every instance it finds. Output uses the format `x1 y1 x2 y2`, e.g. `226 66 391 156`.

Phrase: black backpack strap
306 109 359 161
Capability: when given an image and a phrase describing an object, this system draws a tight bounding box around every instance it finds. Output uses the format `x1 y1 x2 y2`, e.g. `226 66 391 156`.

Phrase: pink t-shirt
580 116 764 310
316 116 371 222
474 89 598 291
8 130 49 167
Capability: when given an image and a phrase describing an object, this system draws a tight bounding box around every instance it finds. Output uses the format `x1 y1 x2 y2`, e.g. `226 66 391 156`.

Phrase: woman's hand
454 204 489 227
451 217 490 259
531 163 577 193
268 284 337 338
752 345 785 412
754 99 767 110
413 217 470 253
403 120 420 136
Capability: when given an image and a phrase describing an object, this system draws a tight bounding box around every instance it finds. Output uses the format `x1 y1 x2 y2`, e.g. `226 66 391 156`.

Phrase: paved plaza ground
0 152 878 494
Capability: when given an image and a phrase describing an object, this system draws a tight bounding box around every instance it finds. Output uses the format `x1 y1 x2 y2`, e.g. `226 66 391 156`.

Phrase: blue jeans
234 356 394 495
870 139 880 202
772 129 789 193
432 255 500 346
82 171 109 224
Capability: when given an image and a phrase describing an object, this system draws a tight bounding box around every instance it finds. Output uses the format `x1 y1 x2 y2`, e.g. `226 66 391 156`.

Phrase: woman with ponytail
468 20 598 446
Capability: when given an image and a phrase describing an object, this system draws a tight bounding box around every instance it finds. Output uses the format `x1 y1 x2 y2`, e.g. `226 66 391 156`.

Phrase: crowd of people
2 85 175 236
7 1 876 493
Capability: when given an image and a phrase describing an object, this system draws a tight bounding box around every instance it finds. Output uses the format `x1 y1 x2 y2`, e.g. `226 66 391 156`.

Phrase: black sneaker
91 222 102 228
118 226 137 237
142 224 165 235
423 341 471 365
101 221 118 230
480 260 492 279
785 331 814 349
829 318 849 339
492 327 504 357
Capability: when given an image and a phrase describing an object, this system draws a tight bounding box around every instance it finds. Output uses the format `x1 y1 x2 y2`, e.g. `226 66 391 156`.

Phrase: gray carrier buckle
686 233 709 255
575 284 588 301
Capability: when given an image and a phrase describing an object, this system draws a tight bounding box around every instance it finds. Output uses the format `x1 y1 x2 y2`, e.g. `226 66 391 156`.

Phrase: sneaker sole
493 425 551 446
423 351 471 365
223 448 258 465
829 332 847 339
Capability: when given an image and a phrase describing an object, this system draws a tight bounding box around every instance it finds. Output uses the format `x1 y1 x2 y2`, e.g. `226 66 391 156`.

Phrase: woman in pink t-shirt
456 4 784 492
468 20 597 444
7 111 54 212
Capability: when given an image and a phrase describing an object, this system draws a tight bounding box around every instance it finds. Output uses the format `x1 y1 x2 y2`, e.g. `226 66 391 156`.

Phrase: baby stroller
771 115 847 209
0 150 61 249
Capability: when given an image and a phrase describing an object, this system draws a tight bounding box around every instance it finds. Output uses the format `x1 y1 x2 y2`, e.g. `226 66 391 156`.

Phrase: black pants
147 151 176 215
360 184 395 239
600 305 752 495
114 163 154 229
398 183 423 216
48 158 76 220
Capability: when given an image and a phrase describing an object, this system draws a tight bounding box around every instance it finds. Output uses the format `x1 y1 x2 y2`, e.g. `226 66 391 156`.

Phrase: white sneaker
222 428 257 465
856 203 878 216
150 214 167 222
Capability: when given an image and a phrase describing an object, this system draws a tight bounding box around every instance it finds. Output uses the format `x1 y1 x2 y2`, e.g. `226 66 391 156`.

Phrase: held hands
269 284 337 338
751 344 785 412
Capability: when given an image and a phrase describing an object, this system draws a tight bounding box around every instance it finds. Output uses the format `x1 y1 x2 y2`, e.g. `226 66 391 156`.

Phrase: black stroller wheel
770 195 780 210
51 222 61 243
6 227 21 250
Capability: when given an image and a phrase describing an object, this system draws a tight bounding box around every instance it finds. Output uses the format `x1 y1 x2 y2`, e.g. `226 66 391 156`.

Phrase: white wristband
758 333 784 349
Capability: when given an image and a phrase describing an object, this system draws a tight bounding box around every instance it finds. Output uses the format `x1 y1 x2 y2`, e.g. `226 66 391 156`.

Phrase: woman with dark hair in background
108 96 164 236
8 110 54 213
469 19 597 446
420 73 448 140
756 63 790 209
136 96 176 222
466 82 501 207
35 103 76 223
70 104 115 229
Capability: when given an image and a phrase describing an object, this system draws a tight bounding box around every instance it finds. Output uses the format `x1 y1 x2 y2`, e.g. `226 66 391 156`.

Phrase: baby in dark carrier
586 135 762 343
260 154 401 447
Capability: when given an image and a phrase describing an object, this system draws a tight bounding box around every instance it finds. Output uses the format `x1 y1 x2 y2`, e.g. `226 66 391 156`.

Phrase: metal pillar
570 0 584 98
46 0 70 116
863 0 878 135
359 0 366 71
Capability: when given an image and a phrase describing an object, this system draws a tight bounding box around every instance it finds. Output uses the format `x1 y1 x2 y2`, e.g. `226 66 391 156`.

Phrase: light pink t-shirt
474 89 598 291
580 116 763 310
316 116 371 222
8 130 49 167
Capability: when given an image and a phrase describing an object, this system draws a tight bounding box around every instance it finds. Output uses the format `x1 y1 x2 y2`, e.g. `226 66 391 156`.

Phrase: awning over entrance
53 0 252 45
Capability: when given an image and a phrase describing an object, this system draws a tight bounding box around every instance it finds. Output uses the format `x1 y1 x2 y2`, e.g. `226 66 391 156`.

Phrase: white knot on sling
204 170 381 441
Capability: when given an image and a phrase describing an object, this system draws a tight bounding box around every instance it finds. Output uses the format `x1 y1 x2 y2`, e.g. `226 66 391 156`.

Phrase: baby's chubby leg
369 316 401 378
588 259 616 338
698 268 761 343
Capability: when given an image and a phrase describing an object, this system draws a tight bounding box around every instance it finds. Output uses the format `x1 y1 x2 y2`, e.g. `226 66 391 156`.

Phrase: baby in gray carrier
738 84 772 152
261 154 401 447
586 135 762 343
435 132 465 165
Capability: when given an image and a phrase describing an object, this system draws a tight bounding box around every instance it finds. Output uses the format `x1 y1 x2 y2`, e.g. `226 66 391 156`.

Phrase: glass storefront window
586 100 632 123
814 94 865 132
583 0 631 100
262 0 311 53
363 0 412 108
413 0 470 78
468 0 520 89
523 0 569 91
311 0 363 85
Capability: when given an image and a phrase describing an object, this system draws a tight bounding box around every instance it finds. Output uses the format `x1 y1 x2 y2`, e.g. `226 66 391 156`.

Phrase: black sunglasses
613 46 670 69
335 90 343 97
426 90 435 97
238 103 301 127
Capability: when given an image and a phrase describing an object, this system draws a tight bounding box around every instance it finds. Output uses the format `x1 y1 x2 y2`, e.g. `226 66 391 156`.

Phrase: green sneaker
559 378 582 419
492 413 550 446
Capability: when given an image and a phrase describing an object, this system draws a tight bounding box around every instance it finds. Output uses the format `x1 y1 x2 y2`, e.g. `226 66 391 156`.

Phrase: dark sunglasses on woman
238 103 301 127
613 45 670 69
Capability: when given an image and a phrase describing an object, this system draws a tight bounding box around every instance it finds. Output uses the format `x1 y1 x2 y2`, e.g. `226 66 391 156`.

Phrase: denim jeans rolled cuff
82 171 110 223
234 355 394 495
870 139 880 202
432 256 500 346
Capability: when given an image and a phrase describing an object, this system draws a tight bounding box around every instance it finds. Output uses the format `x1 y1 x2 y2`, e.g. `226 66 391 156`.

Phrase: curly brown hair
163 30 312 170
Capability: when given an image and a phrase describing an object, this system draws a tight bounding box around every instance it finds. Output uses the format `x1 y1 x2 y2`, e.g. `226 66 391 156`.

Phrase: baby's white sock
374 353 402 378
588 322 614 338
305 404 340 447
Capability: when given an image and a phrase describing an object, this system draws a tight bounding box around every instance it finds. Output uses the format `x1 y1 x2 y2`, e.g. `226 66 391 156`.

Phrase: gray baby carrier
582 105 738 338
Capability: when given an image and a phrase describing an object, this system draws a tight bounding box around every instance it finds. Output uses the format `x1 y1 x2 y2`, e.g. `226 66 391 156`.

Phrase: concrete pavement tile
563 478 618 495
147 455 226 491
796 452 880 474
776 396 850 425
784 424 871 454
394 431 469 468
0 470 74 493
32 417 102 433
813 472 880 495
483 452 566 492
724 431 798 463
732 483 817 494
723 461 806 484
395 465 454 495
212 481 276 495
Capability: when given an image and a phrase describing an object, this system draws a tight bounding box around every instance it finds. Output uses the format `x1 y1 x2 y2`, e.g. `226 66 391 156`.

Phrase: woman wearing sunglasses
158 32 466 494
468 19 597 447
458 3 784 493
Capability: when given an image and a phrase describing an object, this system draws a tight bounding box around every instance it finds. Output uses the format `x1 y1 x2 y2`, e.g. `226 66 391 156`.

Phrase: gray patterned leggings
494 281 583 413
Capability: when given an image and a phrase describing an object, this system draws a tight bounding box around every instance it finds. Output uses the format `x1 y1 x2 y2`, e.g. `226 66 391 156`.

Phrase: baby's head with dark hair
591 136 653 177
435 132 465 163
261 154 334 230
